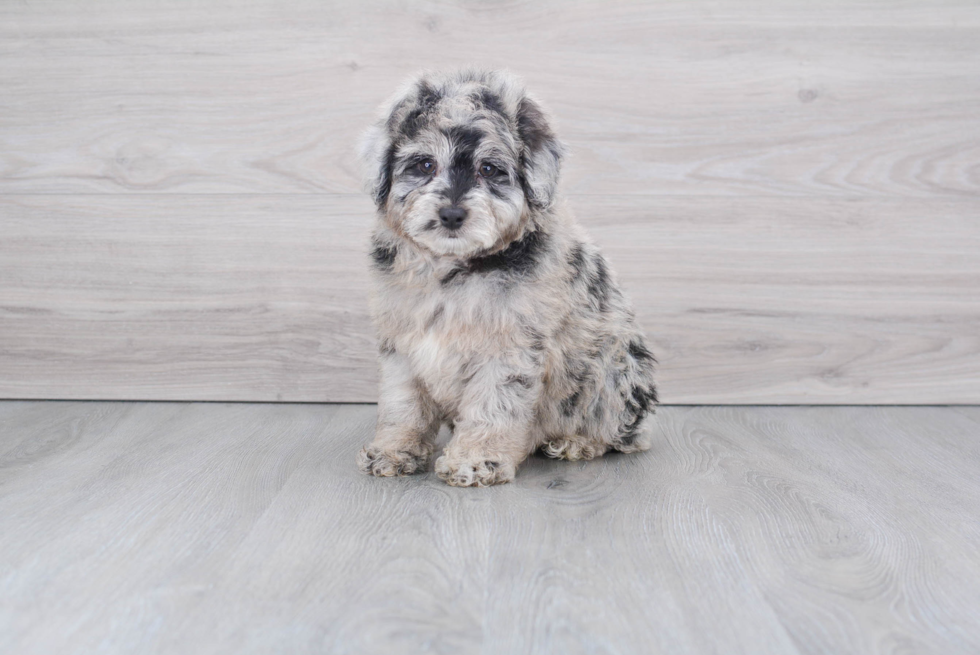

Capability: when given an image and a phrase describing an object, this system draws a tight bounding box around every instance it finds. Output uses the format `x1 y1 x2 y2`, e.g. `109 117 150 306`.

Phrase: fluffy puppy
356 70 657 487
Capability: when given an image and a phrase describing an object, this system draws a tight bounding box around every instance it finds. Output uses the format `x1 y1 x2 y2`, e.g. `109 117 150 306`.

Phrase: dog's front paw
434 453 515 487
357 445 430 477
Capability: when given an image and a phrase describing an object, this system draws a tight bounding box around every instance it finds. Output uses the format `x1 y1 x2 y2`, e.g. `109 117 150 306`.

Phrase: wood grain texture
1 401 979 654
0 195 377 402
0 1 979 197
2 195 978 403
1 1 978 403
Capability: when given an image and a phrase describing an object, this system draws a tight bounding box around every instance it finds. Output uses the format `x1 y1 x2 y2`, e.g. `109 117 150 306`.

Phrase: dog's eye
479 163 499 178
417 159 436 175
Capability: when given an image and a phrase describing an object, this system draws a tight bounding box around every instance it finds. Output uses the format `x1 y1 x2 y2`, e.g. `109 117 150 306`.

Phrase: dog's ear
359 75 442 210
516 96 564 211
357 117 397 210
359 81 419 209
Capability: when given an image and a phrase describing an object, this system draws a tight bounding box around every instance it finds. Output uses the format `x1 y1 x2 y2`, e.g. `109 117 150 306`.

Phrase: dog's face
361 71 563 259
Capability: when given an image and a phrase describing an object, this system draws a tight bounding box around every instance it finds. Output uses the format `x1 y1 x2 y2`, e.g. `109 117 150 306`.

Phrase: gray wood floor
1 402 979 654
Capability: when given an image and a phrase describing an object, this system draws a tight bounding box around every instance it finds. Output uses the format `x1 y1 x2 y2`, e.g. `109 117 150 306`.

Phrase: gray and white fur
356 70 657 487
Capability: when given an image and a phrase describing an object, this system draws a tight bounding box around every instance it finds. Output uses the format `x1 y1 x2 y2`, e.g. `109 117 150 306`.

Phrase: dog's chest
384 279 516 406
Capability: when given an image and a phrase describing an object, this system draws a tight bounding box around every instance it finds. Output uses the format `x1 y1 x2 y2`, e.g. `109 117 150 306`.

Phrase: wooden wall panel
1 1 978 402
1 1 978 198
2 195 977 403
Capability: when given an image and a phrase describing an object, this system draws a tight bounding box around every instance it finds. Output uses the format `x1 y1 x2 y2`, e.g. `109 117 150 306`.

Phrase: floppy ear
358 74 437 209
357 119 396 209
516 96 564 211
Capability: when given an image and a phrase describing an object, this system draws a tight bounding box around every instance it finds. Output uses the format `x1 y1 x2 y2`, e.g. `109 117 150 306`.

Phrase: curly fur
356 70 657 486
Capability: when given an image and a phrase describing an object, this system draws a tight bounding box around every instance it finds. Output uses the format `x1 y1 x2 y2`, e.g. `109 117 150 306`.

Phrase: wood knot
798 88 818 103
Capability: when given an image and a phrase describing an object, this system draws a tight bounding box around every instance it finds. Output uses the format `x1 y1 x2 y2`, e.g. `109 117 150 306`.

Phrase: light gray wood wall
1 1 978 403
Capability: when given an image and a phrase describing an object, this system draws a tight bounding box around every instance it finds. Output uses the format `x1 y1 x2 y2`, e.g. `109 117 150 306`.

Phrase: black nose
438 206 467 231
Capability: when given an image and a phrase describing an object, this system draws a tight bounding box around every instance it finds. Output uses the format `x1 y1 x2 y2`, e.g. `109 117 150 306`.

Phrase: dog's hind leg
540 434 609 461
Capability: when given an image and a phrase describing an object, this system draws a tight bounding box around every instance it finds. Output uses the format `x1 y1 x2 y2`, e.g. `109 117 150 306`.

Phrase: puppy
356 70 657 487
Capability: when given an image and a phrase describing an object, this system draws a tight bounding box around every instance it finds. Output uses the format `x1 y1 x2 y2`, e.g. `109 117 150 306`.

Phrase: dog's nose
438 206 467 231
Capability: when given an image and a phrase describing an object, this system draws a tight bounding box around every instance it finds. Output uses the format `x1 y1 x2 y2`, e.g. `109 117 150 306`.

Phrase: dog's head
360 70 564 258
